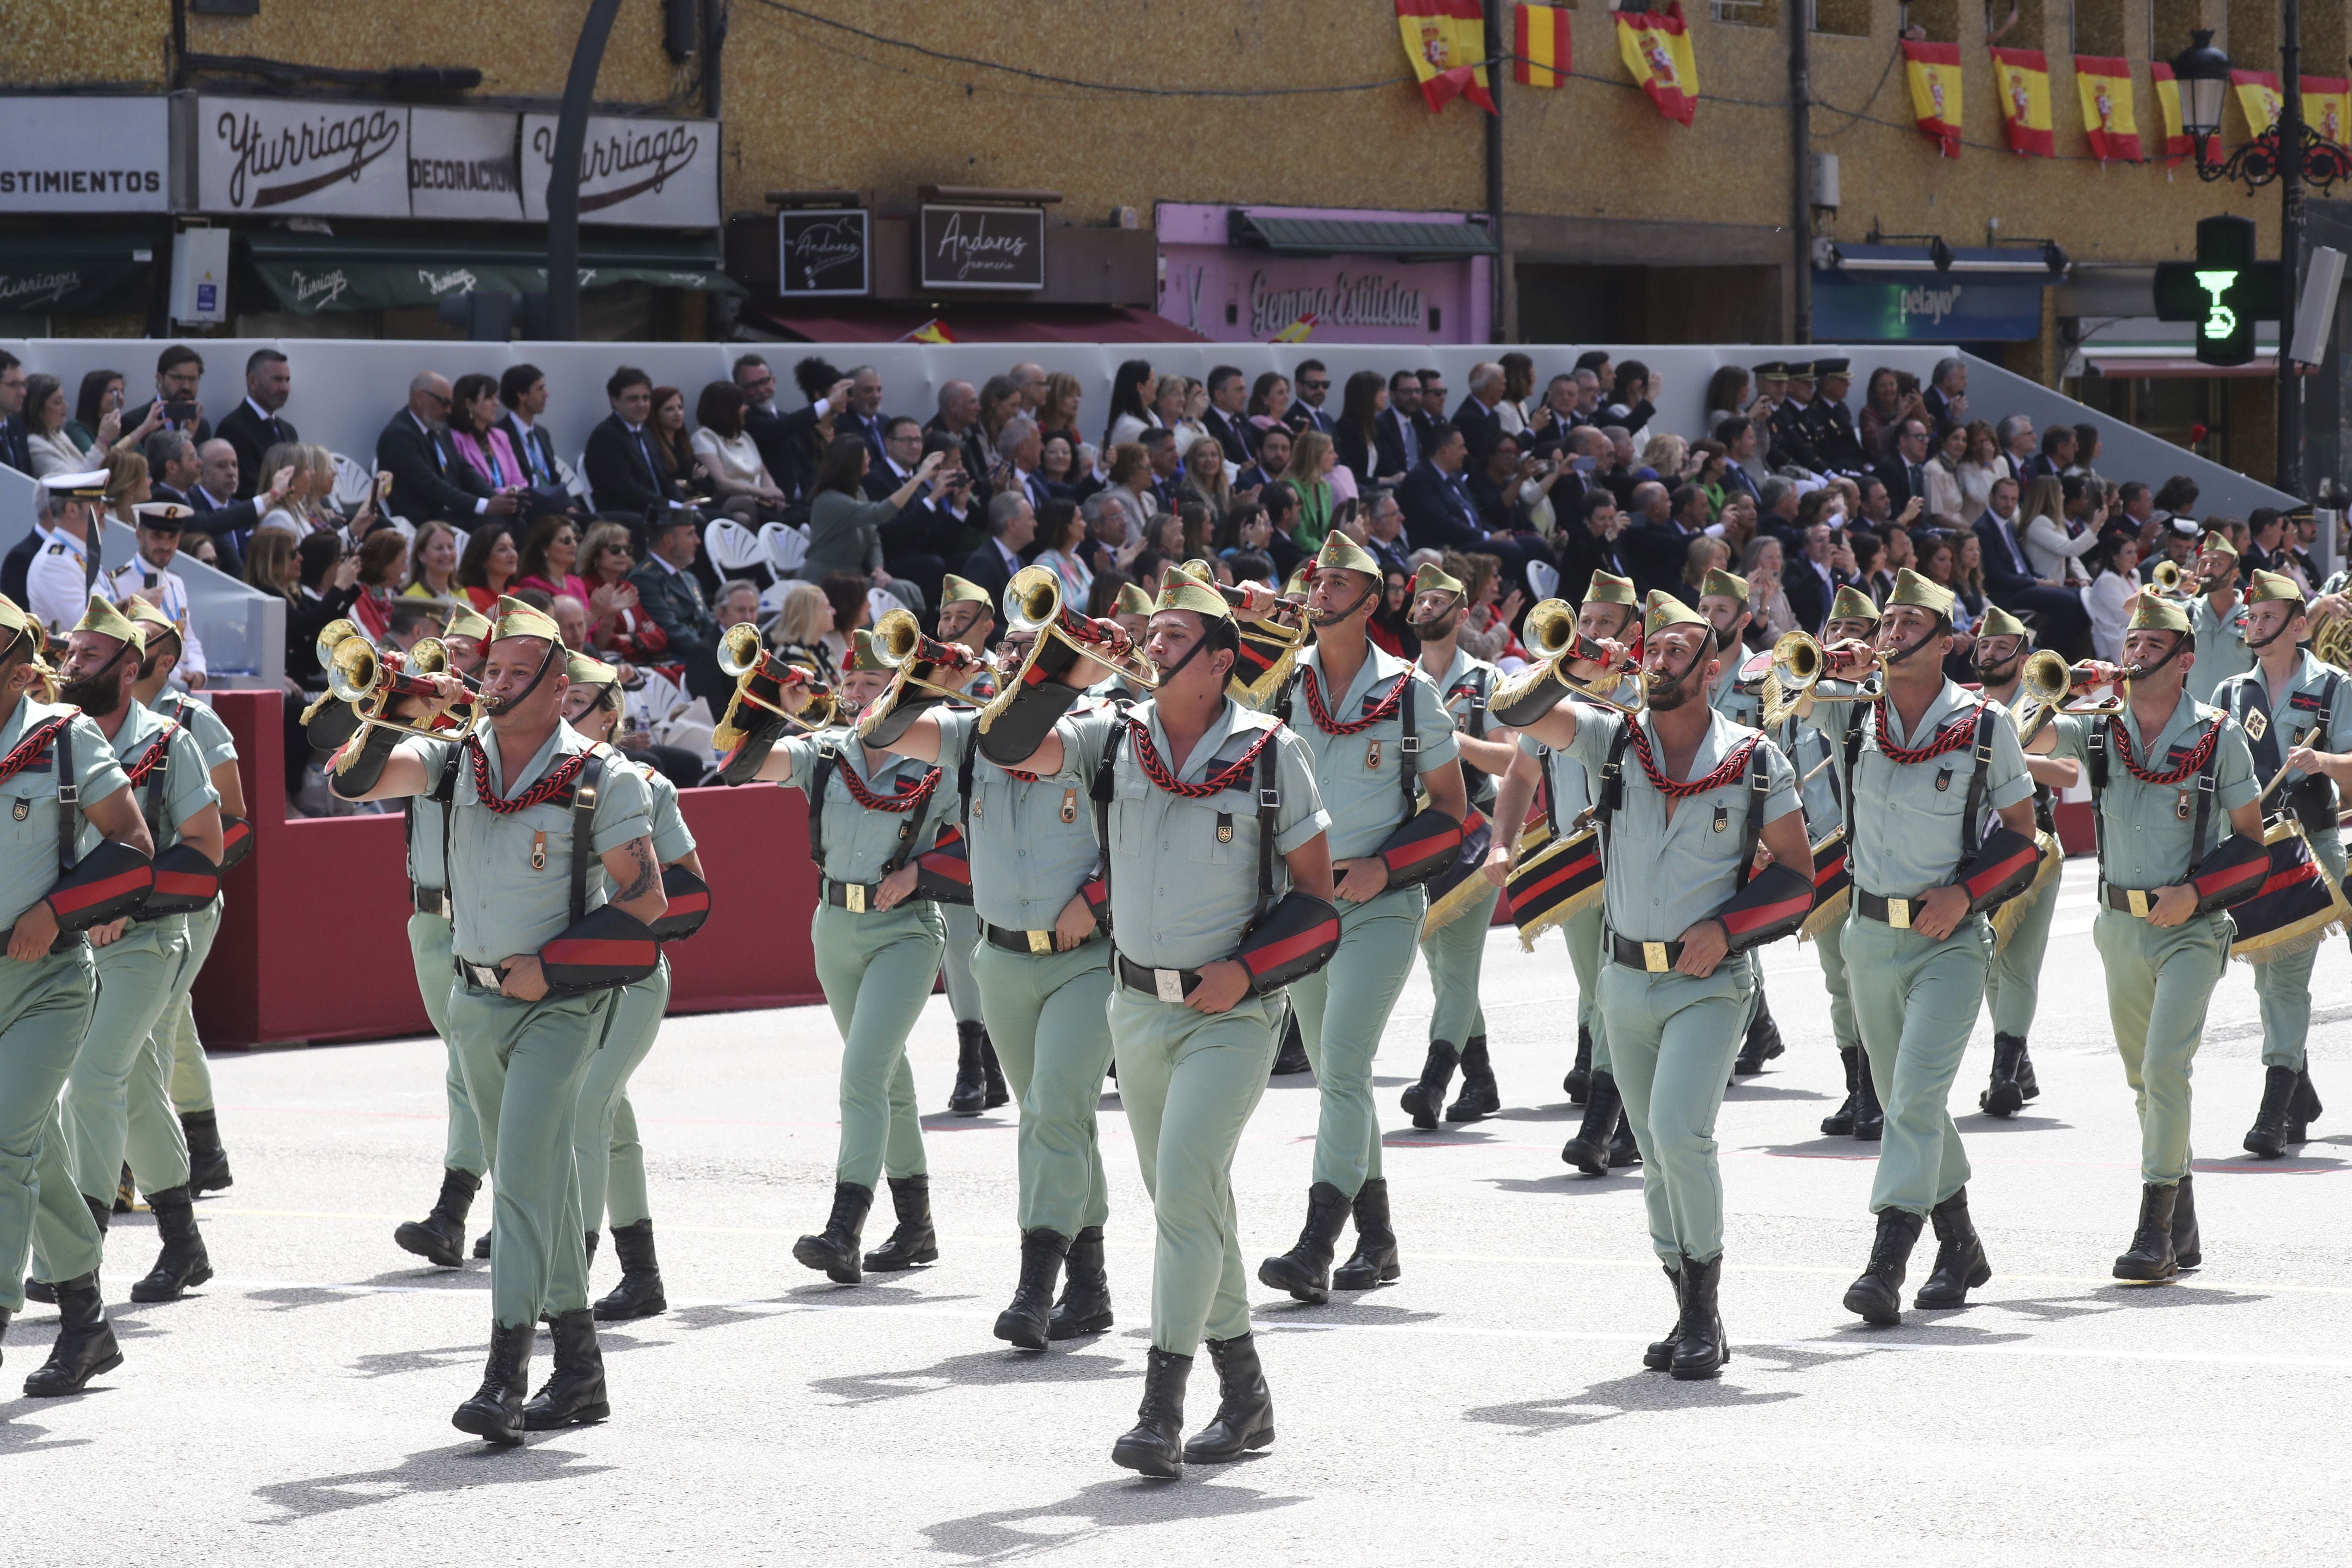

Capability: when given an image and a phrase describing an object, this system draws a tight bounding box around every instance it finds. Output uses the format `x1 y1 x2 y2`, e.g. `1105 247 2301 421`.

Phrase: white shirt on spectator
28 429 86 479
2022 511 2097 585
1107 411 1158 449
692 426 776 499
106 558 207 685
27 527 92 634
2083 569 2136 662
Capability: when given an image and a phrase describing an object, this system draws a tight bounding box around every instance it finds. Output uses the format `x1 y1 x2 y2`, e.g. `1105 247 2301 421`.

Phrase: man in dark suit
1393 423 1538 595
1362 485 1411 580
882 429 976 612
736 354 846 502
922 377 994 512
1201 365 1253 466
494 361 569 500
377 373 511 526
629 506 724 704
583 366 670 521
1261 484 1306 584
1782 522 1845 636
1756 477 1805 556
1285 358 1336 439
1975 474 2090 655
2024 424 2075 483
1874 417 1932 516
1922 357 1969 432
1622 481 1710 602
124 344 214 446
0 351 34 475
178 437 276 565
1451 362 1507 465
1996 415 2037 485
214 349 297 499
1715 416 1766 508
1372 371 1423 484
836 365 891 468
958 490 1035 610
1235 425 1291 496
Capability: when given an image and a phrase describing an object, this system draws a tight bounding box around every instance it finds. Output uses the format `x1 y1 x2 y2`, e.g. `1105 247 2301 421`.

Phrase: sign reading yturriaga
190 96 410 217
0 96 171 213
919 205 1047 291
407 107 524 221
519 114 720 228
778 208 871 296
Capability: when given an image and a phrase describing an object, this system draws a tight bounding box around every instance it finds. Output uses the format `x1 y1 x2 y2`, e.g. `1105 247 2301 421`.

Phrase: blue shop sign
1811 271 2044 342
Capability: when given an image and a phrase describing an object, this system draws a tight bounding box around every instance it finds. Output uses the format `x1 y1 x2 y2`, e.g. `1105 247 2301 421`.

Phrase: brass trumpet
313 618 364 672
2148 559 2214 600
858 608 992 740
978 568 1157 732
327 635 472 738
1488 600 1645 726
713 624 836 742
2014 649 2135 744
1760 631 1884 730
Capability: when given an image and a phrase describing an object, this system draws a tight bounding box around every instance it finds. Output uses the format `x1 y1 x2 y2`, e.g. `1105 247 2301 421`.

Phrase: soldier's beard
60 672 123 717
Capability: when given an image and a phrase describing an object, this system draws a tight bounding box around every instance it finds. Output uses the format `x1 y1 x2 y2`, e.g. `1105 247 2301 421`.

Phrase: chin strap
2131 629 2192 683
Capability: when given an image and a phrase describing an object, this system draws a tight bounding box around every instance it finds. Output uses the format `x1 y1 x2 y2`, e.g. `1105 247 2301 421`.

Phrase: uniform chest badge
10 799 26 822
1365 738 1382 770
1060 787 1078 824
1934 768 1952 793
2245 709 2269 743
2175 790 2193 821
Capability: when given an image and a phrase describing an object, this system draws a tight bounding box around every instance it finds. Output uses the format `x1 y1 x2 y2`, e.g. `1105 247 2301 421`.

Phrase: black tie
1910 464 1924 496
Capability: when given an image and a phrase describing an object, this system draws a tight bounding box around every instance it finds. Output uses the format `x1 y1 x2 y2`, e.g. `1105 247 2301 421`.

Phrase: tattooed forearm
615 838 659 903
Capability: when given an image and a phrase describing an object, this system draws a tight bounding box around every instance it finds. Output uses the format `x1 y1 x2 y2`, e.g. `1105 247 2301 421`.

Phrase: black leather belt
1115 952 1201 1001
2100 883 2163 917
822 880 887 912
454 959 506 992
1608 932 1684 973
413 885 447 916
986 922 1100 956
1855 890 1926 928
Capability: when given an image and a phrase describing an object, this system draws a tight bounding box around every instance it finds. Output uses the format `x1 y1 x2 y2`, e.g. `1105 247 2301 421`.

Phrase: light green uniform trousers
574 957 669 1231
1108 986 1277 1355
1599 951 1751 1265
1287 884 1426 1195
0 943 103 1308
2250 828 2346 1071
1984 867 2059 1039
161 898 222 1114
1419 882 1499 1047
2093 908 2230 1184
1813 917 1860 1053
407 910 483 1178
939 903 984 1024
971 937 1114 1236
447 982 615 1329
1846 912 1994 1216
1564 900 1610 1072
811 899 944 1188
64 920 191 1203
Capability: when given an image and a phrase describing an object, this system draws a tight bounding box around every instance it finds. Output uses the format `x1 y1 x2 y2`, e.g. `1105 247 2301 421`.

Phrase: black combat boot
1256 1182 1351 1304
2171 1171 2202 1268
180 1109 232 1195
1400 1041 1459 1130
994 1228 1070 1351
863 1175 938 1271
1643 1264 1683 1371
130 1186 212 1303
979 1031 1010 1110
1183 1334 1274 1462
948 1020 989 1115
1607 1110 1643 1170
1111 1347 1192 1478
585 1229 599 1266
2244 1064 2299 1158
450 1322 532 1445
1852 1053 1884 1141
1822 1046 1861 1136
1270 1012 1311 1075
473 1230 491 1259
2016 1040 2041 1102
1446 1035 1500 1121
1980 1033 2028 1118
2288 1067 2324 1142
21 1273 119 1396
1564 1024 1593 1103
1913 1187 1991 1308
522 1308 609 1430
395 1168 481 1269
1669 1253 1730 1380
1049 1225 1113 1339
1561 1071 1624 1176
1733 986 1784 1075
1842 1208 1924 1326
1333 1178 1399 1290
593 1220 667 1321
113 1164 133 1215
2113 1182 2180 1282
792 1182 873 1284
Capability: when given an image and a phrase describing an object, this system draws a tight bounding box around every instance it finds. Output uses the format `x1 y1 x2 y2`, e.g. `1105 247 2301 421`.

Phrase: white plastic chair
328 452 376 512
704 517 766 579
759 521 810 579
562 454 591 503
1525 558 1561 602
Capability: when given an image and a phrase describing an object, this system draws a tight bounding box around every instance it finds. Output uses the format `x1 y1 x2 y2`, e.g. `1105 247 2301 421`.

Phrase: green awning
241 233 740 315
1226 211 1497 260
0 233 155 316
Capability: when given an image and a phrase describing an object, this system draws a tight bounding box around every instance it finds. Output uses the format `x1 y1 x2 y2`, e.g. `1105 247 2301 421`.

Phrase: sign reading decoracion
919 205 1047 291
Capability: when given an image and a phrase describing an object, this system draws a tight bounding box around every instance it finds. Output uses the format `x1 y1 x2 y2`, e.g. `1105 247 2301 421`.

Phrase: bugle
1488 600 1645 726
858 608 992 741
2013 649 2135 744
1760 631 1884 730
326 635 470 739
978 567 1157 732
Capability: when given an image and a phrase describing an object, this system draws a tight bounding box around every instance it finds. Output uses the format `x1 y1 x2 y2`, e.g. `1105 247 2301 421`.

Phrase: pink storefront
1154 202 1493 344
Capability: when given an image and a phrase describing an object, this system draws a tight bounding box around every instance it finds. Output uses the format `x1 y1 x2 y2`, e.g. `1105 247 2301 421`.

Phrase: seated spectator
1282 429 1348 551
815 570 870 671
648 385 701 501
457 523 521 611
1467 431 1525 534
515 514 592 608
770 580 833 661
289 530 361 686
497 362 568 500
686 380 787 525
1679 534 1729 606
1099 441 1157 544
714 577 763 632
403 519 462 600
379 373 511 525
1038 372 1084 453
631 506 726 705
104 447 150 527
805 432 939 594
584 366 671 519
1029 497 1093 606
1236 423 1290 496
1226 548 1277 591
1103 358 1158 449
960 490 1036 610
251 438 316 539
577 521 657 662
1039 434 1078 498
350 527 409 642
0 352 28 474
738 353 848 503
23 375 85 478
2082 531 2140 662
2020 473 2095 586
448 373 529 502
217 348 297 499
67 368 125 456
1333 369 1384 489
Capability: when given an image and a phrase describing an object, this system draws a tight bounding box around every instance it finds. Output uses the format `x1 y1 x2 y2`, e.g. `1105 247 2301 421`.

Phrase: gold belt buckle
2127 888 2151 919
844 882 866 913
1642 940 1669 974
1886 897 1911 931
1026 929 1053 956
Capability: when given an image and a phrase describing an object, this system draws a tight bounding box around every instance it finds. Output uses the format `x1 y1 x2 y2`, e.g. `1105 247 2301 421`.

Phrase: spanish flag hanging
2233 68 2285 133
1514 4 1572 89
2306 75 2352 148
2073 54 2141 163
1902 40 1963 157
1989 47 2055 156
2151 63 2194 164
1616 2 1698 126
1397 0 1496 115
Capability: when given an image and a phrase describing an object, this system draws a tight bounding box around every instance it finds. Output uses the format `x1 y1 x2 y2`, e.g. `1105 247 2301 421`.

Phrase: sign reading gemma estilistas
919 205 1047 291
0 97 171 213
778 208 871 297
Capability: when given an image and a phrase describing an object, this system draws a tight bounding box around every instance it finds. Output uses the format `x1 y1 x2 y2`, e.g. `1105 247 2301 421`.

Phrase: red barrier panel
191 690 824 1048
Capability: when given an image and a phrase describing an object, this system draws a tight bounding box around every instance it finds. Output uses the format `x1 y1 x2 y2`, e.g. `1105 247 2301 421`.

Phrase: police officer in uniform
1828 569 2036 1324
2030 591 2260 1277
2187 531 2255 704
1804 359 1868 475
1258 533 1464 1304
330 595 667 1445
1398 560 1515 1126
984 573 1334 1476
0 591 153 1396
1805 586 1883 1139
933 573 1011 1117
1769 363 1824 474
1514 591 1812 1377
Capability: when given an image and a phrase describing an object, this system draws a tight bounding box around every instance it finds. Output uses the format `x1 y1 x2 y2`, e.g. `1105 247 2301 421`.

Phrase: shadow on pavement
1482 1173 1643 1195
921 1476 1307 1561
1963 1114 2075 1133
1724 1084 1833 1103
0 1412 92 1458
2194 1152 2349 1174
249 1441 615 1523
1252 1297 1444 1331
1465 1369 1801 1434
1751 1139 1882 1161
347 1342 494 1381
811 1346 1132 1407
1991 1283 2272 1319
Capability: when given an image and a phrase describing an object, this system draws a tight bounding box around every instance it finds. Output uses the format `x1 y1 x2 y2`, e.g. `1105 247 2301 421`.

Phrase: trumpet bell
2018 649 2073 708
1004 566 1064 637
717 622 767 679
314 618 365 671
980 567 1160 731
326 637 380 704
1520 599 1577 662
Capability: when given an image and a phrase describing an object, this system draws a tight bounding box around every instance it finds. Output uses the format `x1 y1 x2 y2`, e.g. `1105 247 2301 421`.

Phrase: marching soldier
980 573 1335 1476
0 592 153 1396
733 632 960 1287
329 595 667 1445
933 575 1010 1118
1825 569 2037 1325
1795 586 1883 1140
1258 533 1464 1305
1695 568 1784 1075
2029 591 2261 1277
1398 560 1515 1127
2215 572 2346 1157
48 598 222 1306
1511 591 1813 1378
2187 531 2254 704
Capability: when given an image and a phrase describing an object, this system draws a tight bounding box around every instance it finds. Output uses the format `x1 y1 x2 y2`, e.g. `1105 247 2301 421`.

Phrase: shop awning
738 302 1206 343
240 232 738 315
1226 211 1497 260
2082 350 2279 378
1824 242 2067 280
0 232 155 315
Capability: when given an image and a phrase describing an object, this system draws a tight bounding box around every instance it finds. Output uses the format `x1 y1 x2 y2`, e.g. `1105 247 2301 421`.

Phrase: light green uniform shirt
86 699 219 860
406 746 460 894
775 726 958 888
1058 696 1329 971
1780 715 1841 841
1424 645 1501 810
933 704 1105 931
0 698 130 931
1709 655 1763 727
1837 683 2034 898
1562 703 1799 943
402 727 653 967
1284 640 1457 860
153 690 237 773
639 760 697 868
2044 693 2260 889
2211 650 2352 793
2189 592 2256 705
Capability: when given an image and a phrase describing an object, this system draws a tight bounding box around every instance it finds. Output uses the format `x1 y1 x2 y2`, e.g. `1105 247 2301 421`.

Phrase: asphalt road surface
10 859 2350 1563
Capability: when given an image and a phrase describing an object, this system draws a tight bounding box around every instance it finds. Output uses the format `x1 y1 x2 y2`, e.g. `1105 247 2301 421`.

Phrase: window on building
2073 0 2127 56
1709 0 1779 28
1909 0 1960 43
1991 0 2046 51
1813 0 1872 37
